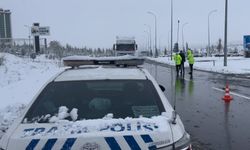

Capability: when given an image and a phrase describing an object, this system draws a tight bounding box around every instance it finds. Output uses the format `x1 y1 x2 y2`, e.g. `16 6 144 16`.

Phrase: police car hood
6 116 184 149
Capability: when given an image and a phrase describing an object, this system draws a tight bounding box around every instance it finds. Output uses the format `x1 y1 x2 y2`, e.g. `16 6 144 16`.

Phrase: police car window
23 80 165 123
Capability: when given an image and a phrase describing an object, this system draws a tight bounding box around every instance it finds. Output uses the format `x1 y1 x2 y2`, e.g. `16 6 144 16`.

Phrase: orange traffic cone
222 84 233 102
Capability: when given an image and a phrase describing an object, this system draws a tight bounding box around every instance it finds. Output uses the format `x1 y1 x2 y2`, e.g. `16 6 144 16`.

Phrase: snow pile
21 105 169 137
0 53 63 108
0 53 63 138
0 103 26 138
0 53 61 88
22 115 169 137
149 56 250 74
49 106 78 123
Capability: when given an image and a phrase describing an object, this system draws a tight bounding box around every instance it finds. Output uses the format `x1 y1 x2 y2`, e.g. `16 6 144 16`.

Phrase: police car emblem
81 142 100 150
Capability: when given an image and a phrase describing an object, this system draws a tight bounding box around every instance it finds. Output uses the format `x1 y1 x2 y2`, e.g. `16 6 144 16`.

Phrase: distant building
0 8 12 39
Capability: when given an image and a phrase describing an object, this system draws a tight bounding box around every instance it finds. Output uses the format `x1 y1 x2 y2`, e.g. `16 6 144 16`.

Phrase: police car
0 56 191 150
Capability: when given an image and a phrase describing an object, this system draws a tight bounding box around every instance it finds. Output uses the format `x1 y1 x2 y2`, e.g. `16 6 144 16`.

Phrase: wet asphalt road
144 61 250 150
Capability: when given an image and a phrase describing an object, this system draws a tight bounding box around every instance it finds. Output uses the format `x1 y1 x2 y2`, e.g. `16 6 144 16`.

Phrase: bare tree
217 38 223 55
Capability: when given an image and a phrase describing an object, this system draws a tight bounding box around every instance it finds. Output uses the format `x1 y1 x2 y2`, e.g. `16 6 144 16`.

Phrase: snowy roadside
0 53 64 138
148 56 250 75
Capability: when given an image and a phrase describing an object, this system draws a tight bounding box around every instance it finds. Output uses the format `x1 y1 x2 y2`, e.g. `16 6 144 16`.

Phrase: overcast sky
1 0 250 49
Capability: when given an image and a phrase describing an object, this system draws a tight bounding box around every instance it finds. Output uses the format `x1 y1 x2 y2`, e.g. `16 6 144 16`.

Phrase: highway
145 61 250 150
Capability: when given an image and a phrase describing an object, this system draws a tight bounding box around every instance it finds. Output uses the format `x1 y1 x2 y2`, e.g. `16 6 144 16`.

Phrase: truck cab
113 36 138 56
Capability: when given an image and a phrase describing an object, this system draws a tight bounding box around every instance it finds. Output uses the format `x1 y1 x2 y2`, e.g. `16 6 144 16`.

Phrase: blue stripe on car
105 137 121 150
141 134 157 150
42 138 57 150
26 139 40 150
124 135 141 150
61 138 77 150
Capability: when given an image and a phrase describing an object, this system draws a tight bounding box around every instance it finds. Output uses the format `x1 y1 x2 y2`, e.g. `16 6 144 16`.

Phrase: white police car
0 56 191 150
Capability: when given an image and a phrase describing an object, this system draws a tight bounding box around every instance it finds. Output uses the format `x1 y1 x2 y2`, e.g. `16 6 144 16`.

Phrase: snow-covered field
0 53 63 137
149 56 250 75
0 53 63 107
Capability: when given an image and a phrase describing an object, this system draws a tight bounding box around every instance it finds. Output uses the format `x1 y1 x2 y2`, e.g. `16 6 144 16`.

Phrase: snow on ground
0 53 63 107
0 53 64 137
149 56 250 74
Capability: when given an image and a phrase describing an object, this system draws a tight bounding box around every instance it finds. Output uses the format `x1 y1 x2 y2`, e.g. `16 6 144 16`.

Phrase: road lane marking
212 87 250 100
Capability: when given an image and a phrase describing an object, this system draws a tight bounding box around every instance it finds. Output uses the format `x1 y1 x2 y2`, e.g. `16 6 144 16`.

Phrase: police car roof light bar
63 56 144 67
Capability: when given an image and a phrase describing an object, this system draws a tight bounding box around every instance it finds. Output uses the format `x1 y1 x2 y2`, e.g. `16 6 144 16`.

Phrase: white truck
113 36 137 56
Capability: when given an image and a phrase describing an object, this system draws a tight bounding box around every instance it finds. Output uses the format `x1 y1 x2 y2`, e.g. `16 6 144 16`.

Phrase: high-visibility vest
187 53 194 64
174 54 182 65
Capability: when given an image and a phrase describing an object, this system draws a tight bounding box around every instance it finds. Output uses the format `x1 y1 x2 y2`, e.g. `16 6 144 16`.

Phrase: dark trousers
189 64 193 75
176 65 181 75
180 62 185 74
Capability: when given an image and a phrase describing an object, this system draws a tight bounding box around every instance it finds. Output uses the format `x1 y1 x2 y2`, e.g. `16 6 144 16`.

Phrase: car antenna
171 69 177 125
169 68 177 150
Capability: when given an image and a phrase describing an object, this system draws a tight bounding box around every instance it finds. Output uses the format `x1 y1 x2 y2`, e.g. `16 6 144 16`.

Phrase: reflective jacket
174 54 182 65
187 50 194 64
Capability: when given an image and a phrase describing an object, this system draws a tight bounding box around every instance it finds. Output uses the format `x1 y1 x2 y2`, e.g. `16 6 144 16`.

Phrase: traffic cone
222 84 233 102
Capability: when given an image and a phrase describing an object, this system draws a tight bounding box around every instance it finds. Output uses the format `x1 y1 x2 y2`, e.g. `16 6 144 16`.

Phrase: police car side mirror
159 84 165 92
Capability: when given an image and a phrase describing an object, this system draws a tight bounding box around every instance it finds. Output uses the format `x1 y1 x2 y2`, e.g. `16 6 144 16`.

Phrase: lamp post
208 9 217 56
147 11 158 58
182 22 188 51
144 30 150 54
144 24 152 56
24 25 31 54
177 20 180 43
224 0 228 66
168 31 170 55
170 0 173 60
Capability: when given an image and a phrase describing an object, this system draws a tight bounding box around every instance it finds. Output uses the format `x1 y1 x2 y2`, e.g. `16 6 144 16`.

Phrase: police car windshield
23 80 165 123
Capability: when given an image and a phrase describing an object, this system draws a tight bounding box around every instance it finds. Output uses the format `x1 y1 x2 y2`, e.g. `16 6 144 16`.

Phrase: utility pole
24 25 31 54
182 22 188 52
144 30 150 53
147 11 158 58
144 24 152 57
177 20 180 45
170 0 173 60
224 0 228 66
208 9 217 56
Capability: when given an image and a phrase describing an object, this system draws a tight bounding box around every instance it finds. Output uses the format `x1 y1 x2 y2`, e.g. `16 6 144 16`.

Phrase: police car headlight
174 132 191 150
157 132 191 150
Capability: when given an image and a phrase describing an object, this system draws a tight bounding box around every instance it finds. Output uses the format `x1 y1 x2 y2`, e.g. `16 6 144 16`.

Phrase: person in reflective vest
179 50 186 76
187 49 194 76
173 52 182 76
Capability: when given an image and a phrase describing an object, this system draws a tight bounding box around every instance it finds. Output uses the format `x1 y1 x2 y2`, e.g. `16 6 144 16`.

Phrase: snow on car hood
6 116 180 150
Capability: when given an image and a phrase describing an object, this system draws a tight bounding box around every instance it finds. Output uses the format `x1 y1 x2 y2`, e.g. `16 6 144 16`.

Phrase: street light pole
147 11 158 58
144 30 150 54
177 20 180 46
144 24 152 56
170 0 173 60
224 0 228 66
182 22 188 51
208 9 217 56
24 25 31 54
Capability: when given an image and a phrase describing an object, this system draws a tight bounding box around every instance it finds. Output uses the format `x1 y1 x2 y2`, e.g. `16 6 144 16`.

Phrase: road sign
38 27 50 36
31 26 39 36
31 26 50 36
